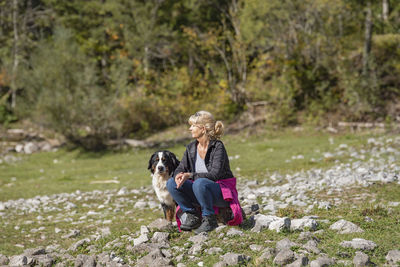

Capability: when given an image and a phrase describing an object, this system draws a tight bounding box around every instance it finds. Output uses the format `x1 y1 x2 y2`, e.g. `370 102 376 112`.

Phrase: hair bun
214 121 224 139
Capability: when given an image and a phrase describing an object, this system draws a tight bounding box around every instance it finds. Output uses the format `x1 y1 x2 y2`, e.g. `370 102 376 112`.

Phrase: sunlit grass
1 128 399 265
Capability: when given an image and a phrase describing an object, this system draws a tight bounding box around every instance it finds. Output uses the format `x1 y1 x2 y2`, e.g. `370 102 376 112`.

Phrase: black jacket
173 139 234 181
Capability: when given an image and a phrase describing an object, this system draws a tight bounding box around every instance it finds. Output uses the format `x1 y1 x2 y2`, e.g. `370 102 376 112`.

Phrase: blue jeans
166 177 230 216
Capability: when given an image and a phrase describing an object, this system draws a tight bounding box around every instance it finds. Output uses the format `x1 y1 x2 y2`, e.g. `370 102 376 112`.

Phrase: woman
167 111 243 234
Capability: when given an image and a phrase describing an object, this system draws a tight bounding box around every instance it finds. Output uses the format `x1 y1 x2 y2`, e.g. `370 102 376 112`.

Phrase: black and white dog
148 150 180 222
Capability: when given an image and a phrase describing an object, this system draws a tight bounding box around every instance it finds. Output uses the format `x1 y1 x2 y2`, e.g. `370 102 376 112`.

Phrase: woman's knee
193 178 212 194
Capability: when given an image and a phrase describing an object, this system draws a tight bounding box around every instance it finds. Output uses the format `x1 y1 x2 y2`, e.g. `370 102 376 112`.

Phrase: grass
0 127 378 201
1 127 399 266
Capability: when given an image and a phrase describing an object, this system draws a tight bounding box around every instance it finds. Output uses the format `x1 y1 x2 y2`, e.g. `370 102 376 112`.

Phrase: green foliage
19 27 122 150
0 0 400 147
0 104 17 125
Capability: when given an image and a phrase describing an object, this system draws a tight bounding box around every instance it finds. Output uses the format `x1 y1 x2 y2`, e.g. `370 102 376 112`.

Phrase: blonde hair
188 111 224 139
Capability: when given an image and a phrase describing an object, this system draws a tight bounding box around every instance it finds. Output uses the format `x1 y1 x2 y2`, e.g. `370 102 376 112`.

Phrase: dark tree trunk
362 1 373 76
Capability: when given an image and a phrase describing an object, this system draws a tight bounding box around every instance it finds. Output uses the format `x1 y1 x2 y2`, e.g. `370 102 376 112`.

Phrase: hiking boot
194 214 218 234
180 212 201 231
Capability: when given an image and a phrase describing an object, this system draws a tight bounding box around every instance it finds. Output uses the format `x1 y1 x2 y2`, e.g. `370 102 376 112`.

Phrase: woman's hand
175 172 191 188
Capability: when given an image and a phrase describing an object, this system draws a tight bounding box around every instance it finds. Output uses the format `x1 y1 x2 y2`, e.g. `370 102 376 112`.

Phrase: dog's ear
148 153 156 171
167 151 180 171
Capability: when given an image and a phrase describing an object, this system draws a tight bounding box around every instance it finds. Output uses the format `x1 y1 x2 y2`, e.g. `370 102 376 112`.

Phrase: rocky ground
1 136 400 266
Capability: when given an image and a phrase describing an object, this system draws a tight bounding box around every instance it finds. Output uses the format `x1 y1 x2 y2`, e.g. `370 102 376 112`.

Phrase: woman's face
189 124 205 139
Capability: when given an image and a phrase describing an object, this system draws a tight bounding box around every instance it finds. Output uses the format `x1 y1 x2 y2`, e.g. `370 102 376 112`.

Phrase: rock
23 247 46 256
309 255 335 267
273 249 295 265
276 238 298 251
96 252 112 265
226 228 244 236
340 238 377 251
135 249 173 266
0 254 9 265
6 129 26 141
255 247 276 265
329 219 364 234
213 262 228 267
148 218 173 231
386 250 400 265
303 240 321 254
151 232 169 244
74 254 96 267
134 234 149 246
24 142 39 154
297 231 320 243
251 214 281 232
221 252 250 265
8 255 28 266
189 232 208 244
290 218 318 231
286 256 309 267
117 187 128 196
188 243 203 255
140 225 150 235
353 251 374 266
269 217 290 232
249 244 263 251
206 247 223 255
62 229 80 239
134 200 147 209
33 254 53 267
69 238 90 252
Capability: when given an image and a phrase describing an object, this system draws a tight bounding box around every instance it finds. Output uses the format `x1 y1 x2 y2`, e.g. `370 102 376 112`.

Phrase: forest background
0 0 399 150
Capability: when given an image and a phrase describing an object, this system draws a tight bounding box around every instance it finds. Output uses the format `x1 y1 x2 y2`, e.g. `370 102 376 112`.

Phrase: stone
62 229 80 239
0 254 9 265
226 228 244 236
8 255 28 266
221 252 250 266
353 251 374 266
33 254 54 267
24 142 39 154
23 247 46 256
140 225 150 235
189 243 203 255
206 247 223 255
134 234 149 246
297 231 320 242
276 238 298 251
269 217 291 232
255 247 276 265
151 232 169 244
189 232 208 244
340 238 377 251
148 218 173 231
251 214 280 232
286 256 309 267
329 219 364 234
290 218 318 231
74 254 96 267
249 244 263 251
310 255 335 267
386 250 400 265
213 262 228 267
303 240 321 254
135 248 173 266
134 200 147 209
69 238 90 252
273 249 295 265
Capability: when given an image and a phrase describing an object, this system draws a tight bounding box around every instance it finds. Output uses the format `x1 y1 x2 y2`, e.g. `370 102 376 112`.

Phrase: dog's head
148 150 180 176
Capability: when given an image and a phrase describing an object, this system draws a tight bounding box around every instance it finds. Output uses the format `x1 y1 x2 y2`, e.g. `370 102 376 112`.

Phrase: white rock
329 219 364 234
